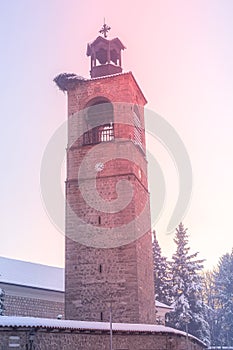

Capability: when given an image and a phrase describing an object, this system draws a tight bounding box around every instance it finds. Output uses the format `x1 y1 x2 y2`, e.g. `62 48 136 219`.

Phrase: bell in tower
86 21 126 78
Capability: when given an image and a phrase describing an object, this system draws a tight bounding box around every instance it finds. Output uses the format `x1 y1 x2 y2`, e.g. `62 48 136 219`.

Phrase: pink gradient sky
0 0 233 269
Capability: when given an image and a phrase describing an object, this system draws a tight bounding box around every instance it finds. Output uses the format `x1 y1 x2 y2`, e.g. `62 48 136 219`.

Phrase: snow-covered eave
156 305 173 310
155 300 174 310
0 281 64 294
0 317 207 347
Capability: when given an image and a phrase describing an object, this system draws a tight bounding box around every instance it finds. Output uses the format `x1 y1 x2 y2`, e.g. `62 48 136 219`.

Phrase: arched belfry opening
83 99 114 145
86 35 126 78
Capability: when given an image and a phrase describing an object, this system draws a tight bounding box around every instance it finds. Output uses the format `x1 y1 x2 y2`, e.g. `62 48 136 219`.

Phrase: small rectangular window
133 112 143 148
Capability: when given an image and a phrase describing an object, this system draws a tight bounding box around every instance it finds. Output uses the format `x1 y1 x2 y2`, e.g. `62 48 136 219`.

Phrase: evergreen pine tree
213 249 233 346
166 223 210 345
152 231 171 305
202 270 219 346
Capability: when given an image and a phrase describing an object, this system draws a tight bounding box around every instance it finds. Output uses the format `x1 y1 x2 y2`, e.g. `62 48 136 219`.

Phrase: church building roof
0 257 64 291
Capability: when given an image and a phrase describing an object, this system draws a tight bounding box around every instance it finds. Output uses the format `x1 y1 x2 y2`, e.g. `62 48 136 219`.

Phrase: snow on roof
0 257 64 291
0 316 205 345
87 71 129 81
209 346 233 350
155 300 173 309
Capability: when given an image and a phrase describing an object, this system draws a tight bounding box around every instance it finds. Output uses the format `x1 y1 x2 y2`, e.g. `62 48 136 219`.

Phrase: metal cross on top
99 19 111 38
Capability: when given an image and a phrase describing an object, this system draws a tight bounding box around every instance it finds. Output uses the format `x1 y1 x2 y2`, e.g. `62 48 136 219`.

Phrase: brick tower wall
65 72 155 324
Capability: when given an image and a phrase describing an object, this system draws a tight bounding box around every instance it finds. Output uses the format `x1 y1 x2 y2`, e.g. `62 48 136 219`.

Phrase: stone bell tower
55 23 155 324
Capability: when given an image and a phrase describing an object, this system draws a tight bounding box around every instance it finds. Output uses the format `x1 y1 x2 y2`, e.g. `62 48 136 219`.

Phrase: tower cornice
54 71 147 105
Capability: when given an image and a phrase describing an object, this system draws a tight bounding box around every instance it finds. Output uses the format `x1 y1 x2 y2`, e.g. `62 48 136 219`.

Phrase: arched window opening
83 100 114 145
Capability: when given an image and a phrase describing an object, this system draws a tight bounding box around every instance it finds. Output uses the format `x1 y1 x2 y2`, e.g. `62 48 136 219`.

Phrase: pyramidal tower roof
86 22 126 78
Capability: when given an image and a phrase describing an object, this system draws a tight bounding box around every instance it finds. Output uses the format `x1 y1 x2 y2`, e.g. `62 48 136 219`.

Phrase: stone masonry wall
4 294 64 319
0 328 207 350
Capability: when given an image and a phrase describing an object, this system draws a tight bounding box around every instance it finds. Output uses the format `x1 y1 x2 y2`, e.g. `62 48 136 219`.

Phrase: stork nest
54 73 86 91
